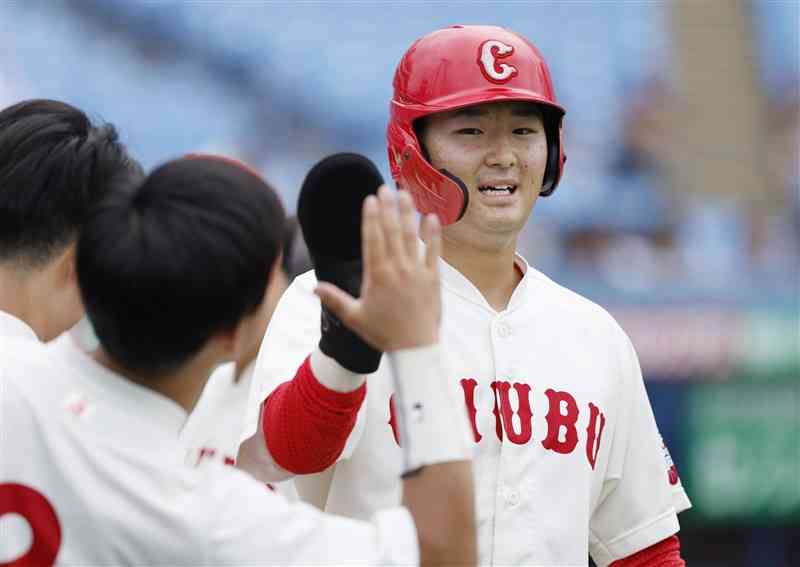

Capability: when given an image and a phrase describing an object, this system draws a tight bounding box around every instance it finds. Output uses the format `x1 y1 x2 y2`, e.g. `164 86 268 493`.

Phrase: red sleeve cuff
610 535 684 567
261 355 366 474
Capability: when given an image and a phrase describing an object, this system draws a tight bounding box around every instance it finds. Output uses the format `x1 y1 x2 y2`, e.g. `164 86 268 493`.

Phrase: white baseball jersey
0 311 416 566
242 255 692 567
180 360 298 499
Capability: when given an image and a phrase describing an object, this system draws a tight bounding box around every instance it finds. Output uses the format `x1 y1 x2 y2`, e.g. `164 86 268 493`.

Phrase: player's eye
454 128 483 136
513 127 538 135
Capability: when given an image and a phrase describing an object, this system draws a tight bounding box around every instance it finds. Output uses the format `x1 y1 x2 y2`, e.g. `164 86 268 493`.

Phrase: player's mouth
477 183 517 200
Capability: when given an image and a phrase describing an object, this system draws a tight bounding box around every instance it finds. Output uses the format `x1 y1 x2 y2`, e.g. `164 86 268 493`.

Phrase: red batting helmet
387 25 566 225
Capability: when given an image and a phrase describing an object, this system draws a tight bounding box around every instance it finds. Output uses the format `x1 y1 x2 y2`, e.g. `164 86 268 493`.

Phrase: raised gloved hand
297 153 384 374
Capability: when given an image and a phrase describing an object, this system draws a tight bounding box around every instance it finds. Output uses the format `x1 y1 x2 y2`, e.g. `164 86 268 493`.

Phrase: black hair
77 156 286 375
0 99 143 267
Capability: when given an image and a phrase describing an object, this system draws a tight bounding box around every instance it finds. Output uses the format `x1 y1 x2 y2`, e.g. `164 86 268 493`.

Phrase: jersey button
496 321 512 338
506 488 520 507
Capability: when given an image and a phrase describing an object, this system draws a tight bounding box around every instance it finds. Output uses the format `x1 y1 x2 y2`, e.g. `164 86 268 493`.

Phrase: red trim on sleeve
610 535 684 567
261 355 366 474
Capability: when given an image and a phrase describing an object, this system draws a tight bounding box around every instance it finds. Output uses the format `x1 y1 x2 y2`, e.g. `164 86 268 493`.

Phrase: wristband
388 344 474 475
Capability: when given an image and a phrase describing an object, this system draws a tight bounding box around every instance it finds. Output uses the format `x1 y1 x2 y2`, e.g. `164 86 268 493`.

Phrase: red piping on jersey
610 535 684 567
261 355 366 474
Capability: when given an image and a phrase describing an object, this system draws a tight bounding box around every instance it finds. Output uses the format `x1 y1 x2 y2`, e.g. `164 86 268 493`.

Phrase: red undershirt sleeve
610 535 685 567
261 355 366 474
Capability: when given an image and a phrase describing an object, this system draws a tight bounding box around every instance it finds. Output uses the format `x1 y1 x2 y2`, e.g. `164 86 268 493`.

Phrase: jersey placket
489 309 537 565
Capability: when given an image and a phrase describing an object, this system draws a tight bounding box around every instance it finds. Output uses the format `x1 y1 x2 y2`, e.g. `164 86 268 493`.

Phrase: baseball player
239 25 691 566
0 99 143 344
179 216 311 499
1 153 476 565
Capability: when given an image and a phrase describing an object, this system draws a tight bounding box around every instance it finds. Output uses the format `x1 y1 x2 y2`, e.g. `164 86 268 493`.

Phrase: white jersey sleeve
589 331 691 566
209 465 417 566
237 270 367 481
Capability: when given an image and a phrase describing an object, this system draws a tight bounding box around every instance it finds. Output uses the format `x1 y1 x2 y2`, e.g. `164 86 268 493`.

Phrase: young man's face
419 100 548 249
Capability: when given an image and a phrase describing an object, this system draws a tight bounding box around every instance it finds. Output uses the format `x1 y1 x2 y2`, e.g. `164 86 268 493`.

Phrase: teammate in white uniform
2 153 476 565
180 217 311 499
2 328 417 566
240 25 691 566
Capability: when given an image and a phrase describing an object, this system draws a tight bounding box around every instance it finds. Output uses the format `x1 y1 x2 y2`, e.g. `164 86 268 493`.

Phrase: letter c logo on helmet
478 40 518 84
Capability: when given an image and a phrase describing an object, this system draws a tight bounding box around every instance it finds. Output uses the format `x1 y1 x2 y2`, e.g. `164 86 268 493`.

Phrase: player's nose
484 135 516 169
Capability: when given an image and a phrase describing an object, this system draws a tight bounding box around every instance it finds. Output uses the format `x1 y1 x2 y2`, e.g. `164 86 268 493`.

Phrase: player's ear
55 242 78 287
264 255 288 310
215 256 283 363
211 325 239 363
54 242 84 303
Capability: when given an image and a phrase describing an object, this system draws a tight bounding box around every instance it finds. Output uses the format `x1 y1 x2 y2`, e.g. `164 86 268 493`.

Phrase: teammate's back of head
0 99 143 340
0 99 142 268
77 156 285 375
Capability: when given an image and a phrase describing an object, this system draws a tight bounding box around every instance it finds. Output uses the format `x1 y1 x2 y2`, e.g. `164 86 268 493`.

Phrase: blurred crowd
549 77 798 297
1 0 796 301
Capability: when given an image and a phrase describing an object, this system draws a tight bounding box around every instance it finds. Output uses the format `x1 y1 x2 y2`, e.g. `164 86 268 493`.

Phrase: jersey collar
439 253 532 313
0 310 39 342
57 340 189 435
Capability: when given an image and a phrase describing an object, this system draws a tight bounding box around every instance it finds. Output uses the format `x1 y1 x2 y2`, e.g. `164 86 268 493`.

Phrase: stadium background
1 1 796 565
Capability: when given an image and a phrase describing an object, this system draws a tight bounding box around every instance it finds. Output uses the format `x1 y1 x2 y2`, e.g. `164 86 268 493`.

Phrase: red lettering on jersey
195 448 236 467
195 447 217 466
541 389 579 454
388 394 400 445
668 465 679 485
585 402 607 470
0 483 62 566
494 381 534 445
661 439 680 485
386 380 608 461
489 381 505 441
459 378 482 442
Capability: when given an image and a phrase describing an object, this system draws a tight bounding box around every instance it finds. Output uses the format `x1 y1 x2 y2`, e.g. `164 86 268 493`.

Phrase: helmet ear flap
540 110 565 197
396 144 468 226
438 169 469 220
